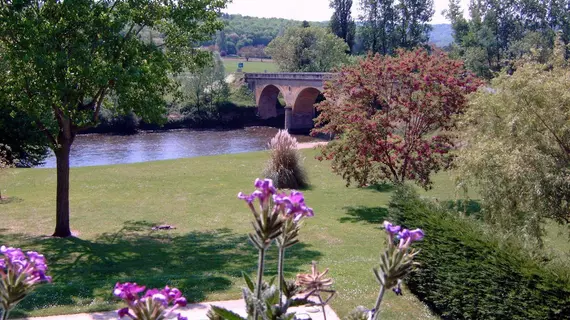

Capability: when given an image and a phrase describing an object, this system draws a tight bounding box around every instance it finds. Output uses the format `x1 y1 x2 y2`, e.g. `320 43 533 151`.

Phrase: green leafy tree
359 0 433 54
266 26 349 72
395 0 434 49
0 106 49 167
0 0 227 237
0 144 13 200
330 0 356 52
176 52 230 120
0 47 48 167
448 0 570 78
456 57 570 244
359 0 397 54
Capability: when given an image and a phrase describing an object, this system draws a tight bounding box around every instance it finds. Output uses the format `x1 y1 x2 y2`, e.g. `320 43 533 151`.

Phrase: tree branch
522 96 570 159
35 119 58 150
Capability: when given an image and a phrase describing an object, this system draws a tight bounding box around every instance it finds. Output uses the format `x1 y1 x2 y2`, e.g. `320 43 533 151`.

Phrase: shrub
388 186 570 320
263 130 309 189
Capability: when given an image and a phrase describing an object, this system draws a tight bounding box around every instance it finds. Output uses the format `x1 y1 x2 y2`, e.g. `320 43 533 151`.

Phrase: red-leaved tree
313 48 482 189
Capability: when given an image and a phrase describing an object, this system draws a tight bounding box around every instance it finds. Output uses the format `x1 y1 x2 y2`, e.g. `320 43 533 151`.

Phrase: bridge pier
284 107 293 131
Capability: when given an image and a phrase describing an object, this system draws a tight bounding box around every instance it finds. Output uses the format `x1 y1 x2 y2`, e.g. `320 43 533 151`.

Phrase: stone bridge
244 72 334 132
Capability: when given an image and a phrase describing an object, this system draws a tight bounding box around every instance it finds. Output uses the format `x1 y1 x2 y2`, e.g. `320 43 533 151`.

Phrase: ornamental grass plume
0 246 51 320
113 282 188 320
263 130 309 189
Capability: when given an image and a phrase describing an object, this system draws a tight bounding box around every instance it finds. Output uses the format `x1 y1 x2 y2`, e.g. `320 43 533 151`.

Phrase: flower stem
254 247 266 320
372 284 386 320
317 294 327 320
277 246 285 309
2 309 10 320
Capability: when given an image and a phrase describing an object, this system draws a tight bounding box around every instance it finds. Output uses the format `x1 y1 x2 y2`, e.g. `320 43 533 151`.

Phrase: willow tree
456 57 570 243
0 0 227 237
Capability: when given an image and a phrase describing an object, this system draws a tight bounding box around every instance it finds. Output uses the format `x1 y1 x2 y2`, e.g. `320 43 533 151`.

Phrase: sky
225 0 470 24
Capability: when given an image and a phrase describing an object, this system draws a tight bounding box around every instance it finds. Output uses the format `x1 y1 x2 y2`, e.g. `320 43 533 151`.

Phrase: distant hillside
429 24 453 47
207 14 453 55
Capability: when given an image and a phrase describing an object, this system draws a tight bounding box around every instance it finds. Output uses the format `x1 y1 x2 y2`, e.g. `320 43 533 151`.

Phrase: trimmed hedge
389 186 570 320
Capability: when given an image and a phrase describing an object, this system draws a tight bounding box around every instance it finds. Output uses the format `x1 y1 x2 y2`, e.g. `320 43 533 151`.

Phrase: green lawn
223 58 279 73
0 149 462 319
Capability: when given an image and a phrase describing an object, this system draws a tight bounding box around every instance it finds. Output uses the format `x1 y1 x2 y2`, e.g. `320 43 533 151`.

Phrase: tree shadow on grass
0 197 24 205
0 220 321 317
339 206 389 224
364 183 395 193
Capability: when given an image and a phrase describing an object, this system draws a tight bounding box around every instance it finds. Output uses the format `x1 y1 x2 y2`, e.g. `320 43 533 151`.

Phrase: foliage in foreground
263 130 309 190
389 186 570 319
455 59 570 243
345 221 424 320
209 179 316 320
265 26 349 72
0 0 227 237
0 246 51 320
313 48 481 189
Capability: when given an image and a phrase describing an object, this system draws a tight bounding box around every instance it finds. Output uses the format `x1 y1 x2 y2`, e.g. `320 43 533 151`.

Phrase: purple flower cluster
382 221 424 249
114 282 188 320
238 178 277 206
0 245 52 287
238 178 314 222
273 191 314 222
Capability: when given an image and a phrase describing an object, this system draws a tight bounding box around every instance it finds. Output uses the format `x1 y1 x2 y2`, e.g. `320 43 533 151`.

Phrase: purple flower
392 279 403 296
397 228 424 248
168 287 182 300
175 297 187 307
383 221 401 235
151 293 168 306
0 246 52 286
254 178 277 195
117 307 130 318
237 178 277 206
409 229 424 241
115 284 187 320
274 191 314 222
113 282 146 301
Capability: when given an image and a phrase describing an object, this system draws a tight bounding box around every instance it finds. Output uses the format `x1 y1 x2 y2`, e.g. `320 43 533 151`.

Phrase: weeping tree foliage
456 56 570 243
0 0 227 237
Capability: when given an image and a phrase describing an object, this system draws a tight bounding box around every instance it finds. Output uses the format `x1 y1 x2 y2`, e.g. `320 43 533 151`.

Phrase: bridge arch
257 84 284 119
292 87 323 130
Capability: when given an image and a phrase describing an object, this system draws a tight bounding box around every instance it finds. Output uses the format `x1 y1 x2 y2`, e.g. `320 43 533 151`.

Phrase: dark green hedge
389 186 570 320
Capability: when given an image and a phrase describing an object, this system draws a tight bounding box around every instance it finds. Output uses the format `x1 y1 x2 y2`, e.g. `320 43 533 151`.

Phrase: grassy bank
0 149 458 319
223 58 279 73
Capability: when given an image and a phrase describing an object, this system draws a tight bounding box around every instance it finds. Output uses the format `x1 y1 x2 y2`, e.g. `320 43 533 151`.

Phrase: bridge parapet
244 72 335 81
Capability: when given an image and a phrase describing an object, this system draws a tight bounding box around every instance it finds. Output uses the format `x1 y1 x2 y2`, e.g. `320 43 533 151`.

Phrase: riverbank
1 149 440 320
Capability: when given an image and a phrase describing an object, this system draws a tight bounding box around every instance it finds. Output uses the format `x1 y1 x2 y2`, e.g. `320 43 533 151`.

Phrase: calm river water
39 127 321 168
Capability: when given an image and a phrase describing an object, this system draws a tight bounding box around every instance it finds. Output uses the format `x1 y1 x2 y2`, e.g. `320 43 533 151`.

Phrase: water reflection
39 127 321 168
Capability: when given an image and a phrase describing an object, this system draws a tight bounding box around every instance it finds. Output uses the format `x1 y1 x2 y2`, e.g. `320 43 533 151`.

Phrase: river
39 127 322 168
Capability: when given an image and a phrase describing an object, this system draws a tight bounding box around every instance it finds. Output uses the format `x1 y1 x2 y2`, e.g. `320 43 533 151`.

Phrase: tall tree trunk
53 138 72 237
